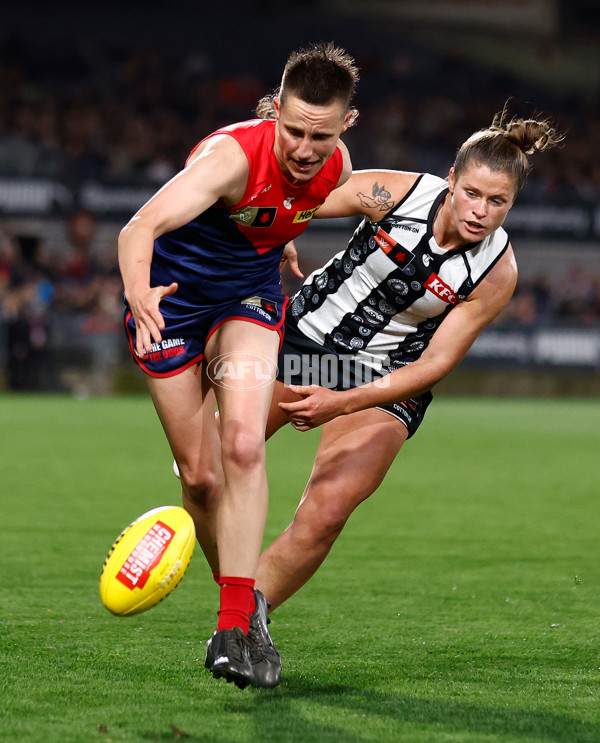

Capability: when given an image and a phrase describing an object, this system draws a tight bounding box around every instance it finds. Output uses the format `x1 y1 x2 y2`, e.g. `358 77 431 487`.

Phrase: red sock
213 573 256 619
217 576 255 633
213 573 254 613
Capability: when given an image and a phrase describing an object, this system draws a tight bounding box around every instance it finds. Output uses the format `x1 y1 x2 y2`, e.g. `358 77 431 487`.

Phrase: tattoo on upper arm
357 182 395 212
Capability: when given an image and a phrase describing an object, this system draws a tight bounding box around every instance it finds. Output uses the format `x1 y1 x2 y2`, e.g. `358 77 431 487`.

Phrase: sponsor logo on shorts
117 522 174 590
207 352 278 390
246 306 272 321
241 296 277 321
392 402 412 423
141 338 186 362
293 206 320 223
424 274 457 304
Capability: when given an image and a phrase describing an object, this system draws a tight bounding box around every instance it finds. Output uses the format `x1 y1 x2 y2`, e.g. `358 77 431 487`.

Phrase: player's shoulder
215 119 275 153
180 130 250 207
186 131 246 166
187 119 272 165
497 241 518 281
474 241 518 302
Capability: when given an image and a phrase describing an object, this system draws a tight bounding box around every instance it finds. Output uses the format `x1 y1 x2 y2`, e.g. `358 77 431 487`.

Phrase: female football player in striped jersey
255 111 564 611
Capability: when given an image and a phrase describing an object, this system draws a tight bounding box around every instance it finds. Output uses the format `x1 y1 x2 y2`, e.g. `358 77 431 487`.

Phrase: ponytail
454 108 564 192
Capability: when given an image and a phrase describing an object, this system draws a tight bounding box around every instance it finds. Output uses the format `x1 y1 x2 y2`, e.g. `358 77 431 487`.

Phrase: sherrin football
100 506 195 616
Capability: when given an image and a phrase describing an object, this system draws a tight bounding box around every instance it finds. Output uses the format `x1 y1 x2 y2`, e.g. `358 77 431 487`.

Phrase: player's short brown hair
256 42 359 125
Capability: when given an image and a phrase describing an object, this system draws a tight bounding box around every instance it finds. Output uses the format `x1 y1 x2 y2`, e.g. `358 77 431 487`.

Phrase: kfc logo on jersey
374 228 414 269
424 274 457 304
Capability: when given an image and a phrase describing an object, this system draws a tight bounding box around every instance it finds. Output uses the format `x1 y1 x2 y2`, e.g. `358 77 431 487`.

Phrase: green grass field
1 393 599 743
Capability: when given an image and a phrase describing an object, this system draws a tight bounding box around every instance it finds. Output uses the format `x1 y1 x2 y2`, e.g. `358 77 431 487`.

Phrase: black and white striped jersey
288 173 510 375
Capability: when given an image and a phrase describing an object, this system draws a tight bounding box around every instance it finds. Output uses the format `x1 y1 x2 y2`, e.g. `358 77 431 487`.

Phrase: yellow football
100 505 195 616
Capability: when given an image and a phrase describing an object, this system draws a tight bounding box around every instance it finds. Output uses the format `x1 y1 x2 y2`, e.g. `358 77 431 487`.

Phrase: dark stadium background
1 0 599 396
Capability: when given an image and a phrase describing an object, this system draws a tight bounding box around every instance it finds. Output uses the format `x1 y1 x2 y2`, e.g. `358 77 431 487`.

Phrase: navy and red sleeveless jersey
150 119 344 307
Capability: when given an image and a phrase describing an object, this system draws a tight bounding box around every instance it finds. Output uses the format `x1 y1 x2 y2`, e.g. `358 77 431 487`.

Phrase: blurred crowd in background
2 34 600 198
0 30 599 392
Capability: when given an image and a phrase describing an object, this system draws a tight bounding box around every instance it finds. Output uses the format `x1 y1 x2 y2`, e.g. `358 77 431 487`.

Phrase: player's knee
314 503 350 544
221 426 265 473
180 465 222 510
297 499 350 547
292 507 347 553
299 474 367 545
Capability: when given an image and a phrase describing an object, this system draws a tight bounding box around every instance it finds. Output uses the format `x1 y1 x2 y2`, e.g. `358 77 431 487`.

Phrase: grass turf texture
0 393 599 743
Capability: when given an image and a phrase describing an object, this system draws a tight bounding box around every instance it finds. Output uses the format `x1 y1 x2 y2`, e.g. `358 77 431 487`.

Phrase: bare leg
204 320 280 579
147 366 223 571
256 408 408 609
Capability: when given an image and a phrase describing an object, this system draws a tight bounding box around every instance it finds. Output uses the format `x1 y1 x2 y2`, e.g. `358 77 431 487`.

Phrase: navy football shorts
277 320 432 438
125 293 288 378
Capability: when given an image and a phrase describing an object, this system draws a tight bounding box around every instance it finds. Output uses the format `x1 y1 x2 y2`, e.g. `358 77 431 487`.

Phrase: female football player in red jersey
255 112 564 617
118 43 359 689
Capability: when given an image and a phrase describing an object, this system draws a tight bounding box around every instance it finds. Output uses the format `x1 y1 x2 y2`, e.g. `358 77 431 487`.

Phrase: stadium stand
0 5 598 391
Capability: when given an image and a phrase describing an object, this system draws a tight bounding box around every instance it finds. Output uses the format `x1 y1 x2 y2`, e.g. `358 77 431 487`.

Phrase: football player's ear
447 167 456 196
